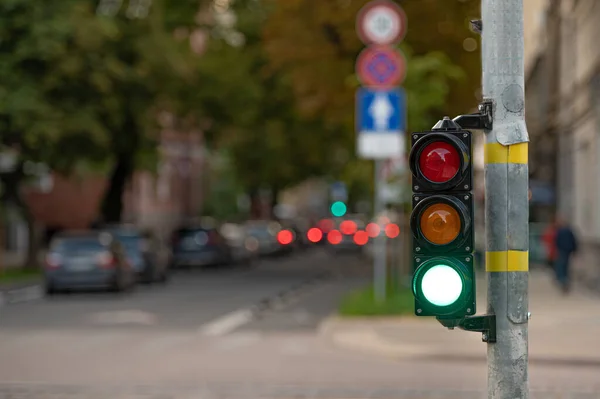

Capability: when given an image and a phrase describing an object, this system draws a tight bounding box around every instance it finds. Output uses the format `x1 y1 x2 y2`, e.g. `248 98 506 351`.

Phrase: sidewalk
321 270 600 363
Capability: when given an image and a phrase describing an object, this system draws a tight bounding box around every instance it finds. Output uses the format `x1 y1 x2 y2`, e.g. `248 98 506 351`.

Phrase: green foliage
338 284 415 316
188 0 346 194
0 1 112 170
0 267 41 284
258 0 475 196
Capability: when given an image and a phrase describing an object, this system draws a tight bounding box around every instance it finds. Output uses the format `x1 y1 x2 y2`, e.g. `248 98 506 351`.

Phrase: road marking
198 309 254 336
212 331 262 351
88 310 158 325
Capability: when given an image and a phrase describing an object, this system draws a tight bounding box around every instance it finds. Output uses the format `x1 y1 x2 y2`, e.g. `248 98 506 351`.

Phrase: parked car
219 222 260 265
99 225 170 284
44 230 136 294
326 215 369 254
171 225 233 268
244 220 292 257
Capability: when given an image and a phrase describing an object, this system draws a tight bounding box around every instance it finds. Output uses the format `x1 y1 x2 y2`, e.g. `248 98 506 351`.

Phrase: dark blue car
44 231 136 294
101 226 170 284
171 226 233 268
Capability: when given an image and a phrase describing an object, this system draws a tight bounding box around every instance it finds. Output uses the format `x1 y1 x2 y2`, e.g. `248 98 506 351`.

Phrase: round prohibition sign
356 45 407 88
356 0 407 45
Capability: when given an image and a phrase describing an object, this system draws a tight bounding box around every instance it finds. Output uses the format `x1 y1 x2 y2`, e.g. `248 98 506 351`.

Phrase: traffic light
409 117 475 320
330 201 347 217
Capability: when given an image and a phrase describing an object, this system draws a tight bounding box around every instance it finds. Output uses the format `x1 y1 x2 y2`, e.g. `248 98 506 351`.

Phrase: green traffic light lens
420 264 464 307
331 201 347 217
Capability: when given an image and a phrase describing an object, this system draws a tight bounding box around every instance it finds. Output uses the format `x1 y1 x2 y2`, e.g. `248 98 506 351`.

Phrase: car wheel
111 272 127 293
45 284 56 296
142 267 155 284
158 269 169 284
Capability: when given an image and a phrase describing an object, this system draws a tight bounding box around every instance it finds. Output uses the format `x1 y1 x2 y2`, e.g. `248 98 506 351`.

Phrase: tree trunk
0 162 40 270
269 186 280 220
248 187 260 219
23 210 41 270
100 153 135 224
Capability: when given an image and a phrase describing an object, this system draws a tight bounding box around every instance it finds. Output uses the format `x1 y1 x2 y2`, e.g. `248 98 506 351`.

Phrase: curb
321 316 600 368
0 383 596 398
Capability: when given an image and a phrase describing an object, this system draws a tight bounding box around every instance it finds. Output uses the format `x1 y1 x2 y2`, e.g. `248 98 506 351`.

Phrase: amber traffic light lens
420 203 461 245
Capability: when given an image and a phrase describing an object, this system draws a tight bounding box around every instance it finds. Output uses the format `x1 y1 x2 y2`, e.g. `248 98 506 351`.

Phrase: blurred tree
260 0 476 201
262 0 480 129
0 0 203 266
95 0 201 223
0 1 116 267
185 0 348 217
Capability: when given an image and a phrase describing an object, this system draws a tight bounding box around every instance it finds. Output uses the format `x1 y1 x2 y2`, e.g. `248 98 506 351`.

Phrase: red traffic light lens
307 227 323 243
419 141 461 183
277 230 294 245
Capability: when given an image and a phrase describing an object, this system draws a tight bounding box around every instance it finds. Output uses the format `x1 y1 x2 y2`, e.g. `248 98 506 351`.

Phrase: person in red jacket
541 219 557 268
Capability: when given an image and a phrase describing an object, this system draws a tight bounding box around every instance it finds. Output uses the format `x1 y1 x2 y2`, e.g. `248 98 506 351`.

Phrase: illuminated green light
331 201 347 217
420 264 463 306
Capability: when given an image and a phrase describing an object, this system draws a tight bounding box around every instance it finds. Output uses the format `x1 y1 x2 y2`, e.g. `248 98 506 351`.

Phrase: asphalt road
0 247 598 398
0 248 341 331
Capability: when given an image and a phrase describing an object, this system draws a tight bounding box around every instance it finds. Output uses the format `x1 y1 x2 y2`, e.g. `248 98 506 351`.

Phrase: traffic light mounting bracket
453 100 493 131
436 314 497 343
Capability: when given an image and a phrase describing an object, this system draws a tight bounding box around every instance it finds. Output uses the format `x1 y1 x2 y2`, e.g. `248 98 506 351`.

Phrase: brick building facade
6 129 206 251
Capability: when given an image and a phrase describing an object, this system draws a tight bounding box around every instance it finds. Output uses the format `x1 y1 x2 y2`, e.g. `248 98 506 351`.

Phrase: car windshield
115 234 142 253
177 229 211 247
246 226 272 238
51 237 105 253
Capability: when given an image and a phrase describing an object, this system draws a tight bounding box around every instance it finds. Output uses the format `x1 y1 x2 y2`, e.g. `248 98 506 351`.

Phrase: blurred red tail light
353 230 369 246
277 229 294 245
307 228 323 243
96 251 116 268
318 219 334 233
340 220 357 235
366 223 380 238
327 230 343 245
44 253 62 270
385 223 400 239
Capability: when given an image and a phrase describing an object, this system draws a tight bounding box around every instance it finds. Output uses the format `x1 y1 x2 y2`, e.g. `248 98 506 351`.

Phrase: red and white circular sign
356 0 407 46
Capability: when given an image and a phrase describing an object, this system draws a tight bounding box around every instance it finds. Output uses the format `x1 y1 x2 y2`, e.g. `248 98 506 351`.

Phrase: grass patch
338 284 415 316
0 268 42 284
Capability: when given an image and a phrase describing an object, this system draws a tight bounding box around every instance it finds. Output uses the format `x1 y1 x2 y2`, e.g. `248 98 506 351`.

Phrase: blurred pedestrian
541 218 558 269
553 214 578 294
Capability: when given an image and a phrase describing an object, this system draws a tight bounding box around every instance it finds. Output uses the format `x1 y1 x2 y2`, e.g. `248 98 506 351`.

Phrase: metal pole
374 160 386 302
481 1 529 398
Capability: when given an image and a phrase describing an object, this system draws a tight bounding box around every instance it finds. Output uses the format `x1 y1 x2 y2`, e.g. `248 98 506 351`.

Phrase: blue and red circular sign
356 45 406 88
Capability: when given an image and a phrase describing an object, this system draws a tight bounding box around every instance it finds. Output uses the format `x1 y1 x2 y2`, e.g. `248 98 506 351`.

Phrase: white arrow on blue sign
355 87 406 159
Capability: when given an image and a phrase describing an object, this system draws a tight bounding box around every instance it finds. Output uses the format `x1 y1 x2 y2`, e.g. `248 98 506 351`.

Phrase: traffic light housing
409 117 476 320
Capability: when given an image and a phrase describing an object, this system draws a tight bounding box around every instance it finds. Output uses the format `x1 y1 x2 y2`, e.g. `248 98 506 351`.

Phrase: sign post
355 0 407 303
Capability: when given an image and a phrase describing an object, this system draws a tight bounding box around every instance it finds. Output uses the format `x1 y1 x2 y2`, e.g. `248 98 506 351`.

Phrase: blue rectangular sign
356 87 406 133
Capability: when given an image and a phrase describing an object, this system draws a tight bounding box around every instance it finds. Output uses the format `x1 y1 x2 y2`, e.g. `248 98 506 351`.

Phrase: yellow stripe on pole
484 142 528 164
486 250 529 272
